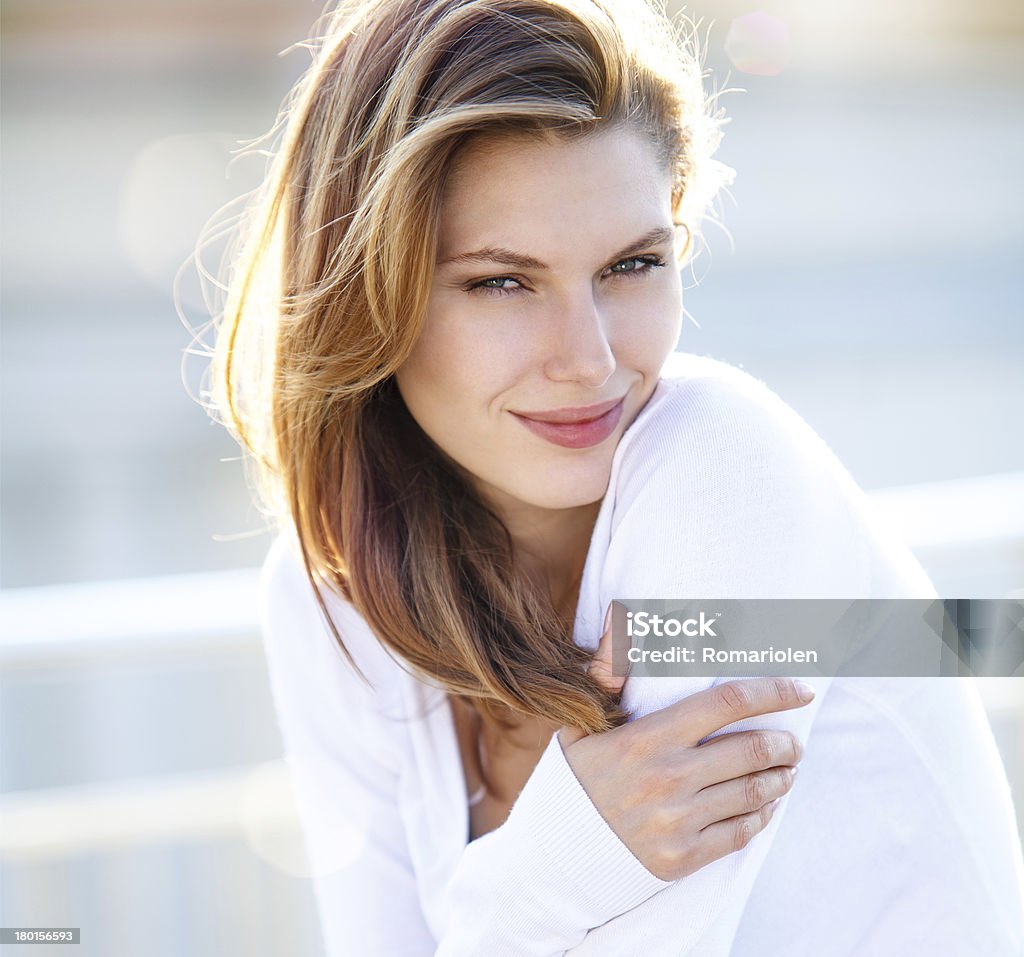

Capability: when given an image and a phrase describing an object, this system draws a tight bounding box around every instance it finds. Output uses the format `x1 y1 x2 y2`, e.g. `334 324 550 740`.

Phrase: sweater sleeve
258 533 438 957
258 533 671 957
587 361 939 953
435 728 673 956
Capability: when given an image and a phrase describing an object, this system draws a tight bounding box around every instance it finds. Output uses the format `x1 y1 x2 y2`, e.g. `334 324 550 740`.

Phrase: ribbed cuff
437 730 672 956
507 730 673 916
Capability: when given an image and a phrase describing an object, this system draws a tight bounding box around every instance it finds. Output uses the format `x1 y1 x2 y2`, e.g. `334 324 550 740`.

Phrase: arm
259 533 671 957
258 534 437 957
435 731 672 956
590 364 937 953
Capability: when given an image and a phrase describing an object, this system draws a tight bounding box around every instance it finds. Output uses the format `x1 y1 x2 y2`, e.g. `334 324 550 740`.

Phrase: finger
688 729 804 783
690 799 781 867
643 677 816 748
587 601 628 698
561 603 630 748
555 723 585 749
689 766 796 828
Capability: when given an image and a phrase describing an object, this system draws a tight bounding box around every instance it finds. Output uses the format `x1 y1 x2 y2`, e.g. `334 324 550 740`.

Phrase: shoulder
614 351 859 501
603 352 877 596
259 529 413 717
603 352 936 598
646 352 828 447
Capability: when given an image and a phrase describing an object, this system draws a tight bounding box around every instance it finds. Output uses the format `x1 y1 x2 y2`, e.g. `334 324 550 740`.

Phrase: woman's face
395 124 683 520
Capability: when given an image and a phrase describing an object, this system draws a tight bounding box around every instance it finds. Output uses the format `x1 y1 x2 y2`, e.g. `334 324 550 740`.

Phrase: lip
512 396 625 424
511 396 626 450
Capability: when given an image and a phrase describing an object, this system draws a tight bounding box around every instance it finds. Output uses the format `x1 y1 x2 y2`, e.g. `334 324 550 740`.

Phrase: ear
673 220 693 269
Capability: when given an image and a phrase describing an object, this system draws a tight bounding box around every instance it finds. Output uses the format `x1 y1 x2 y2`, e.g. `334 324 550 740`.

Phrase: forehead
437 126 672 258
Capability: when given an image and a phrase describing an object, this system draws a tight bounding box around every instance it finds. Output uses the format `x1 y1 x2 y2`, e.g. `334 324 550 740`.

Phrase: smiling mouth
510 397 625 449
512 395 626 425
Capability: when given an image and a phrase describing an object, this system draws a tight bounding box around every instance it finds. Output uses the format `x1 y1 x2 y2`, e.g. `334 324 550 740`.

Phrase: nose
542 289 616 387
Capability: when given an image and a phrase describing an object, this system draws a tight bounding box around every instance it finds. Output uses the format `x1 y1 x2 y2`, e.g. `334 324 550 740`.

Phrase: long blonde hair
204 0 734 739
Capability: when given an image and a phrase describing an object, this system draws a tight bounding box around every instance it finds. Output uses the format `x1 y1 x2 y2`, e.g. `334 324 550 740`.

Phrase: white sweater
258 351 1024 956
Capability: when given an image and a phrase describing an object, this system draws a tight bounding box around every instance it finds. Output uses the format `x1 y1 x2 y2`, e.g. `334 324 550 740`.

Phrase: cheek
396 307 517 433
656 283 684 351
611 278 682 361
407 303 533 398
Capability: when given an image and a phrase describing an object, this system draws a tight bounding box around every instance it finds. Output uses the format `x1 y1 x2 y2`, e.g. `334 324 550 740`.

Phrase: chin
517 475 608 512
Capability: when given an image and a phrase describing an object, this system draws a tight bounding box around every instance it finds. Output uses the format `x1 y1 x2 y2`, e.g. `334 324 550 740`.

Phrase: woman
205 0 1024 952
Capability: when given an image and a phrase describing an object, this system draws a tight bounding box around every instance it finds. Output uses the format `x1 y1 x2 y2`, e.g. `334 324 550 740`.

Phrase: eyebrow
435 225 676 270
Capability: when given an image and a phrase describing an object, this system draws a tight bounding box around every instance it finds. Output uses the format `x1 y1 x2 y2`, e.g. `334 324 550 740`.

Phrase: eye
467 275 524 297
607 255 667 278
465 254 667 298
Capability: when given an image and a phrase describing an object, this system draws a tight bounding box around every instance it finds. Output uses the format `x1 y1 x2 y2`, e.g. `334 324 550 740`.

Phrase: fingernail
789 766 799 781
768 797 781 811
794 680 815 703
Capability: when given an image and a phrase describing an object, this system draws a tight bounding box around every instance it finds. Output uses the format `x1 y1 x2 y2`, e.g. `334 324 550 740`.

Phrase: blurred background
1 0 1022 954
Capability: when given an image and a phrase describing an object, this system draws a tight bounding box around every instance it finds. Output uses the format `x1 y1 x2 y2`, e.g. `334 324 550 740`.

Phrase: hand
560 602 811 881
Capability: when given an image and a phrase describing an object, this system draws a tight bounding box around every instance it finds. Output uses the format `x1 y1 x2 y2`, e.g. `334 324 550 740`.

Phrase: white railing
0 760 298 865
1 472 1022 861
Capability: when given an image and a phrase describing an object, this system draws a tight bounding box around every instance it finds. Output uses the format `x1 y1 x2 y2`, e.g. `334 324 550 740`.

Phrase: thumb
559 601 629 749
588 600 628 699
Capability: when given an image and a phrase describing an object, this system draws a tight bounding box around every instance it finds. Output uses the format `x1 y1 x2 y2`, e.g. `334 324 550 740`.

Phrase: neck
494 497 602 621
